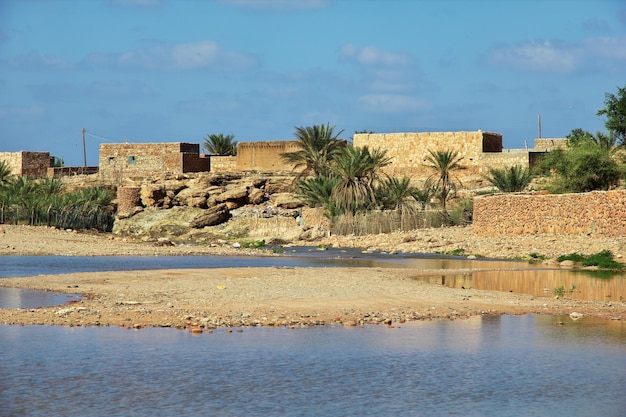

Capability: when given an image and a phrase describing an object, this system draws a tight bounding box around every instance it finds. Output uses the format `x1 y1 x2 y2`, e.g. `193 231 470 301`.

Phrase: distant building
0 151 52 178
99 142 209 178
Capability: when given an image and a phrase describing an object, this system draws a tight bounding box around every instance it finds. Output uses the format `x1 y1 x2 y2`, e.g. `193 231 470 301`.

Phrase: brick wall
116 186 142 217
0 151 51 178
99 143 201 178
473 190 626 236
236 140 301 171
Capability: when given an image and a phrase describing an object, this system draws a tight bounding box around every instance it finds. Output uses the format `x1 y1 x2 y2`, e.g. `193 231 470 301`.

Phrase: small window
108 157 115 165
129 156 136 164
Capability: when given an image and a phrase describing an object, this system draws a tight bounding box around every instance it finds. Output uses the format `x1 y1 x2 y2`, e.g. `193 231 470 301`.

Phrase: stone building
0 151 52 178
235 140 301 171
353 130 558 179
99 142 209 178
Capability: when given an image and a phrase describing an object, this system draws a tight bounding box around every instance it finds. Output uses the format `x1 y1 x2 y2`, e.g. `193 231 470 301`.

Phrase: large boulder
113 206 205 240
140 185 166 207
272 193 304 209
173 187 209 208
189 203 231 228
214 186 249 209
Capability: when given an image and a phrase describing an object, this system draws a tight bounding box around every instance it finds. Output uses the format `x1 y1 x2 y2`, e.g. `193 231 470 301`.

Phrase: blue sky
1 0 625 166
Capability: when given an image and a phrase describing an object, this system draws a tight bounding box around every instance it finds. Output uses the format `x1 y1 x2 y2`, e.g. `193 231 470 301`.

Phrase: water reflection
0 288 81 309
425 268 626 301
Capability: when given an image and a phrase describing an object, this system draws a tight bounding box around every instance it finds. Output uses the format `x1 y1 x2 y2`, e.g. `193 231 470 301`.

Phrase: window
108 157 115 165
129 156 136 164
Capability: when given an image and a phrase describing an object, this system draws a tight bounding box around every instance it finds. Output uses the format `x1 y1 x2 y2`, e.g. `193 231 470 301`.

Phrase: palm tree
411 181 436 210
377 176 419 211
203 134 238 156
280 123 345 179
294 175 340 216
0 160 14 187
484 165 533 192
330 145 391 214
424 149 464 213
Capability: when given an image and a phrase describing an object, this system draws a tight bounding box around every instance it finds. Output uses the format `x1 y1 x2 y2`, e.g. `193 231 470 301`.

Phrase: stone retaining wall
473 190 626 236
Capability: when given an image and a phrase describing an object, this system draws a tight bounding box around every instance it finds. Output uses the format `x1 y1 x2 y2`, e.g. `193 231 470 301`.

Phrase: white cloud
0 104 45 119
219 0 331 11
3 52 72 70
340 44 410 67
489 36 626 74
359 94 430 113
84 40 258 71
490 41 579 73
584 36 626 60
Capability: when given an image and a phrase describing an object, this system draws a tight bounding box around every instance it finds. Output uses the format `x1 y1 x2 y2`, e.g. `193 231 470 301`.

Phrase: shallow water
3 251 625 308
1 315 625 417
0 251 531 309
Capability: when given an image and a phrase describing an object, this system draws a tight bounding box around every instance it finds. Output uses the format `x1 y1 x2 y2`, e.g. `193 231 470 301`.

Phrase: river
1 251 625 416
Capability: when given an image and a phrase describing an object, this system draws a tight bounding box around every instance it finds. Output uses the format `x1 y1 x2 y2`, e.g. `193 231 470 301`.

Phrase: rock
272 193 304 209
215 186 249 204
559 260 575 268
173 187 209 208
189 203 231 228
140 185 166 207
569 312 583 320
247 188 266 205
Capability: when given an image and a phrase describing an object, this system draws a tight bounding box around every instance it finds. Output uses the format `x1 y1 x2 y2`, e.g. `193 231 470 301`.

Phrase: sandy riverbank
0 225 625 328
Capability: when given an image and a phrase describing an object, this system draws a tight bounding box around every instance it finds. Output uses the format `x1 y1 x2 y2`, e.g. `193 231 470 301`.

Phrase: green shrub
557 250 624 270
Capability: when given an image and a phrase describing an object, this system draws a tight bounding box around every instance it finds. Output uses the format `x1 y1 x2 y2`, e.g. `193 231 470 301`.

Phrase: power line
84 130 121 143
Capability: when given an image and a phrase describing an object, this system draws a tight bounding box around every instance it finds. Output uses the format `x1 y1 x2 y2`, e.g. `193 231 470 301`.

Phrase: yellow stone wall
473 190 626 236
236 140 301 171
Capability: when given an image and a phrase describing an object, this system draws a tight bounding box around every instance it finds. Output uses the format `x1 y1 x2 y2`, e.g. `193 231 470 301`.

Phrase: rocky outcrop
113 172 307 242
189 203 231 228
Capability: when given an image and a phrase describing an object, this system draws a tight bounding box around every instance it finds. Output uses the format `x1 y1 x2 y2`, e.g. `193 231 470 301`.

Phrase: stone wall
236 140 301 171
534 138 567 151
99 143 204 178
473 190 626 236
0 151 51 178
47 166 99 178
209 156 237 172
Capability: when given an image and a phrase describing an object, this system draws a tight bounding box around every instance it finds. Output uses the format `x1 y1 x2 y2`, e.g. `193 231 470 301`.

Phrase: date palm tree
424 149 463 213
377 176 419 211
330 145 391 214
484 165 533 192
203 134 238 156
280 123 345 179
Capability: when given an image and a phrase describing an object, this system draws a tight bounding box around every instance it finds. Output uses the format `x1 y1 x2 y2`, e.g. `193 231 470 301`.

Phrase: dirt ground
0 225 624 329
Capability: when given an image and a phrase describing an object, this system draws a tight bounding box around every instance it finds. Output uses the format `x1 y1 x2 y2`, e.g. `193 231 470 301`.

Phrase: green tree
0 160 14 186
294 175 340 216
377 176 419 210
484 164 533 192
597 85 626 145
330 145 391 214
424 149 464 212
536 136 622 193
280 123 345 179
203 134 238 156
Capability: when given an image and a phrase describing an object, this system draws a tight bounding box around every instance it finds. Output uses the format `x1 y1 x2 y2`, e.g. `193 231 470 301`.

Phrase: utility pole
82 128 87 167
537 114 542 139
